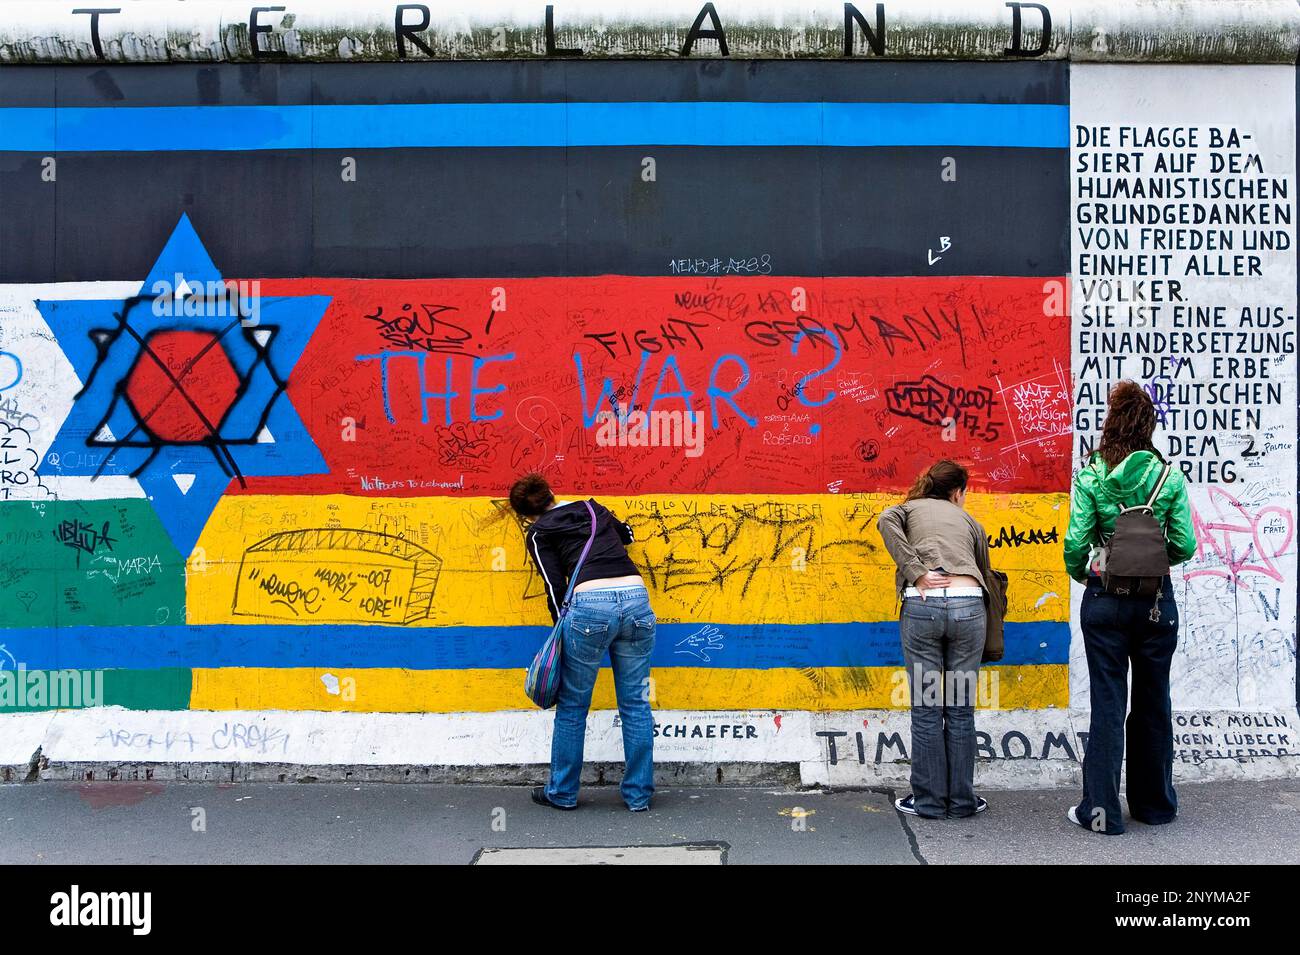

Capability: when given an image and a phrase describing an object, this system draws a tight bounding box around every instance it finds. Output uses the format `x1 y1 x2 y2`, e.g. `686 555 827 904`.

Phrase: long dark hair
508 472 555 517
905 460 969 502
1096 381 1158 469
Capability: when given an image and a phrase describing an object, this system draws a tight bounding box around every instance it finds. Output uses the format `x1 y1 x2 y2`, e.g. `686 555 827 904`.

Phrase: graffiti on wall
33 219 330 555
0 59 1293 762
1070 64 1298 712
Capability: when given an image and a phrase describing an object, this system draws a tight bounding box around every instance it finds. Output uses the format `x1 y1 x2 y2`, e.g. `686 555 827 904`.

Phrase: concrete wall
1 1 1299 63
0 1 1295 786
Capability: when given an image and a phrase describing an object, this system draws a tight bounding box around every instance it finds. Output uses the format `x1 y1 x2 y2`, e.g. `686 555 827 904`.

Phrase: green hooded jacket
1063 450 1197 583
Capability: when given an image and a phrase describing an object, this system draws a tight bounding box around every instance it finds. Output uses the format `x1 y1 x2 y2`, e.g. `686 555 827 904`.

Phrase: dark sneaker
1067 805 1087 829
894 793 920 816
974 796 989 814
531 786 577 811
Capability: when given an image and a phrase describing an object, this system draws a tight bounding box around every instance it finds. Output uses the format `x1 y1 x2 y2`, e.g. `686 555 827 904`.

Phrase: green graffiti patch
0 500 185 628
0 667 191 711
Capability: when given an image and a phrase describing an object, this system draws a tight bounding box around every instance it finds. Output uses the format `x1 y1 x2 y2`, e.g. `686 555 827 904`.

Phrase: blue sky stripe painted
5 621 1067 670
0 102 1068 152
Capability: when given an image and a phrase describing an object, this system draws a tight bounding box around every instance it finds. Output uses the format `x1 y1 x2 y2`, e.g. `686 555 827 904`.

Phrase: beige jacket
877 497 989 594
876 497 1007 661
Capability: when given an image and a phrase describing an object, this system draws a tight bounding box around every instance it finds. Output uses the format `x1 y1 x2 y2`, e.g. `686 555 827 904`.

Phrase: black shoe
895 793 950 819
894 793 919 815
531 787 577 811
894 793 945 817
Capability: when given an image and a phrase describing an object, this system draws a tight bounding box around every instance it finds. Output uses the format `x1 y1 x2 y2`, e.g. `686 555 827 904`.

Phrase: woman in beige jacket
877 460 997 819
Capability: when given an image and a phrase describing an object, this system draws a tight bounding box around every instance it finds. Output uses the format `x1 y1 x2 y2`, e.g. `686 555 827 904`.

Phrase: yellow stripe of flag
188 493 1070 628
190 664 1068 712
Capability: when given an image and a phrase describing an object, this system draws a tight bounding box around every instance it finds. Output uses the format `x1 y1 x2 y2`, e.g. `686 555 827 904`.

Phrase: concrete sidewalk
1 778 1297 865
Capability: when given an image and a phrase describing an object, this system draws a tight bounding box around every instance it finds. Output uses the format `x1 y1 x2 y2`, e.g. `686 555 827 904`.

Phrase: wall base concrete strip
34 755 1300 789
16 707 1299 788
0 711 54 781
36 761 803 787
0 1 1297 64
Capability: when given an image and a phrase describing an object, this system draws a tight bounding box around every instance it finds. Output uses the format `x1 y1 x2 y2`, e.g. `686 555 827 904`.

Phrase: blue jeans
1076 575 1179 835
899 595 986 818
545 585 656 809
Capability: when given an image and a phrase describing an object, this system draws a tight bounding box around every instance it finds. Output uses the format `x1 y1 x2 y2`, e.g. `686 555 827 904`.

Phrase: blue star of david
37 214 330 556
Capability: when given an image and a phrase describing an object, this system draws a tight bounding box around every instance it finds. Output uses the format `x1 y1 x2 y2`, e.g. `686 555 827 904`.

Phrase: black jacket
525 499 640 622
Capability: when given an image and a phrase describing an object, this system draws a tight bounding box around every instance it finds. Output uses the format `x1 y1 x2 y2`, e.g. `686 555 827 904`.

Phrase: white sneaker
1067 805 1082 826
894 793 919 816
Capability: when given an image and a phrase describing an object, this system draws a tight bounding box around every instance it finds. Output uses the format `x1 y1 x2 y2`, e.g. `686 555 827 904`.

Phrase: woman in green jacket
1062 381 1196 835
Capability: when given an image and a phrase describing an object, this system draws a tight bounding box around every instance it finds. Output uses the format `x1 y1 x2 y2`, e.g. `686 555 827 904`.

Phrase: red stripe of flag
236 276 1070 496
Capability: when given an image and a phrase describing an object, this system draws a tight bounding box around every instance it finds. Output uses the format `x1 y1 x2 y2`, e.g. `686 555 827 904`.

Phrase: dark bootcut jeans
1076 575 1179 835
899 595 986 819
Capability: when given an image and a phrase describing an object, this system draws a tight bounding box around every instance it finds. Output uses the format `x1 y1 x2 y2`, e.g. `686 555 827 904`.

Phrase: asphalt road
2 778 1297 865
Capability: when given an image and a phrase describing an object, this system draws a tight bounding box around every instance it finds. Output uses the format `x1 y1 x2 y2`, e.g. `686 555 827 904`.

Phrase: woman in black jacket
511 473 657 812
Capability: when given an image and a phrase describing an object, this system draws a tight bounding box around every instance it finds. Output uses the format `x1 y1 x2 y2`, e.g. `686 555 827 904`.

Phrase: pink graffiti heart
1187 488 1295 590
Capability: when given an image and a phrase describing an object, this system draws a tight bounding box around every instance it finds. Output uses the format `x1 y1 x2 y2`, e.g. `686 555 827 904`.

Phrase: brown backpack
1098 462 1172 609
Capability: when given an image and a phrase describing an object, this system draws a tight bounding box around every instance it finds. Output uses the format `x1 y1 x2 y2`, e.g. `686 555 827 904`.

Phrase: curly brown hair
1096 380 1159 469
508 473 555 517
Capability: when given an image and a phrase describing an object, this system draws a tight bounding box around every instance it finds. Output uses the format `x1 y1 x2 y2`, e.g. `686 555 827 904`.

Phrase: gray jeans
899 595 986 818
